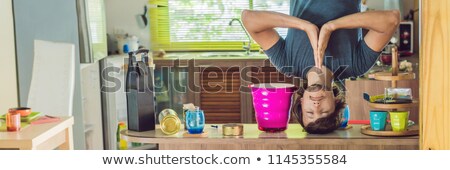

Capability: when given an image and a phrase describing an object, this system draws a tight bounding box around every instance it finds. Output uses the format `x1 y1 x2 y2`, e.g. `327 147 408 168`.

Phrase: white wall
0 0 19 111
105 0 150 51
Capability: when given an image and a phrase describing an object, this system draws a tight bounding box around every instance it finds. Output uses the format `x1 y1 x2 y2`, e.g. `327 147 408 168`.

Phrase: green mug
389 111 409 132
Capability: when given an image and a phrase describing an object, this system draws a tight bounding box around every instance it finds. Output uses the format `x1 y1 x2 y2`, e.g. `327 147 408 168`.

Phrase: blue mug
370 110 388 131
186 108 205 134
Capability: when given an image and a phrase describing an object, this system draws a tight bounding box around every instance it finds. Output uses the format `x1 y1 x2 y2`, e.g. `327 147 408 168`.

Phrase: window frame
149 0 266 52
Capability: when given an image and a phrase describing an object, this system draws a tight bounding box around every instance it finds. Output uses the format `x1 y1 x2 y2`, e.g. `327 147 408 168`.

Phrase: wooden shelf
374 72 416 81
367 100 419 109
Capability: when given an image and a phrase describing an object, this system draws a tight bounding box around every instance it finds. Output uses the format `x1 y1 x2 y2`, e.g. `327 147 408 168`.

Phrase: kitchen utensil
6 112 21 131
9 107 31 117
186 107 205 134
389 111 409 132
250 83 295 132
141 5 148 27
370 111 388 131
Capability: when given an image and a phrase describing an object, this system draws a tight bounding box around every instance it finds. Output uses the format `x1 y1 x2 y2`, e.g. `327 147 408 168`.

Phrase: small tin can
222 123 243 136
160 114 181 135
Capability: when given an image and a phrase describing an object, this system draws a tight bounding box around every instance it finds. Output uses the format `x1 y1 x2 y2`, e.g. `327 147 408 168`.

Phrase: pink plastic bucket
250 83 296 132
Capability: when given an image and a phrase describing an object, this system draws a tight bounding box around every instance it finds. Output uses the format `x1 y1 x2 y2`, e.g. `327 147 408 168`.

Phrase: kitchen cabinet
199 66 242 123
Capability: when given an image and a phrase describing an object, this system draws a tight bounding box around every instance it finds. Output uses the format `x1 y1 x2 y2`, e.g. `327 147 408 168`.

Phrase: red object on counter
348 120 370 125
348 120 392 125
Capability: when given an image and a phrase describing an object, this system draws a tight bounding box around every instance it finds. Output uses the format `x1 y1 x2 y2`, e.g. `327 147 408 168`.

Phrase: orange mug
6 112 21 132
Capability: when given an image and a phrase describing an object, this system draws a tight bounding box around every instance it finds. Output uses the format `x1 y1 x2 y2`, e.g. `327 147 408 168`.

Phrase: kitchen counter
121 124 419 150
107 52 271 68
155 51 268 61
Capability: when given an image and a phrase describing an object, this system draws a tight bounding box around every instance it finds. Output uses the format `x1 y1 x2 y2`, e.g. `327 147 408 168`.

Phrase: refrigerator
99 54 189 150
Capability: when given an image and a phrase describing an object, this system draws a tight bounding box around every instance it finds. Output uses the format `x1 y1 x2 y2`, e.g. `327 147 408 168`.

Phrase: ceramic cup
370 110 388 131
389 111 409 132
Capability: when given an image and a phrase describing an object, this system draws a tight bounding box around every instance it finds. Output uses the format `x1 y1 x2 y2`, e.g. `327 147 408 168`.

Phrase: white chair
27 40 75 116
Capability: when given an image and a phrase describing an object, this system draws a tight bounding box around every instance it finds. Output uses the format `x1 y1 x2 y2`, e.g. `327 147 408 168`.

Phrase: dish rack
361 46 419 137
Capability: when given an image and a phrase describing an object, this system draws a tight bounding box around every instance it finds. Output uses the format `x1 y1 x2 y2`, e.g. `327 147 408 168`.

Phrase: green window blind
150 0 289 51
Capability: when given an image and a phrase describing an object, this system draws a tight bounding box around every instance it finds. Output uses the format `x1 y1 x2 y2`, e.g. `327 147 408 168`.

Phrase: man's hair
291 82 346 134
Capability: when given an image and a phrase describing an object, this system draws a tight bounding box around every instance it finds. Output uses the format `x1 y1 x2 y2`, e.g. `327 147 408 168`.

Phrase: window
150 0 289 51
85 0 107 61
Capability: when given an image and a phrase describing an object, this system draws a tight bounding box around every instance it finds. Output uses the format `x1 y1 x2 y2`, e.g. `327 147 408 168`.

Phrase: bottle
123 44 129 54
117 122 128 150
126 49 156 132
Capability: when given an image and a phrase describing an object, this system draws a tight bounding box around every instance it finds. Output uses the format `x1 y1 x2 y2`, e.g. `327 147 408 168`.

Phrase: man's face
301 85 336 126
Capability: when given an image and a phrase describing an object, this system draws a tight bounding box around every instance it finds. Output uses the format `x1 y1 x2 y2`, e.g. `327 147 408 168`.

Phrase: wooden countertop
0 116 74 150
122 124 419 150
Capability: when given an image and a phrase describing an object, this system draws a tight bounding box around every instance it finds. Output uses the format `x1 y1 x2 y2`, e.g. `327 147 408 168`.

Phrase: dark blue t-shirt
265 0 381 80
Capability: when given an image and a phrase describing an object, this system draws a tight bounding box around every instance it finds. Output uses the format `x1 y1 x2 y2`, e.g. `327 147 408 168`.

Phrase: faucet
229 18 252 55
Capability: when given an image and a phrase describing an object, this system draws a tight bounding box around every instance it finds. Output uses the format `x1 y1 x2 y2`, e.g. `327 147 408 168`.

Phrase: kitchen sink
199 53 246 58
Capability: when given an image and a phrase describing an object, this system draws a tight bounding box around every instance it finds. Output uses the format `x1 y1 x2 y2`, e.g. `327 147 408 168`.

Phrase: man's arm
317 10 400 67
241 10 319 63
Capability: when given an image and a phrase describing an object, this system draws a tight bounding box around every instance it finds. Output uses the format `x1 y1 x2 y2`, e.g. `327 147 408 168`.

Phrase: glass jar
160 114 181 135
185 107 205 134
158 109 178 123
